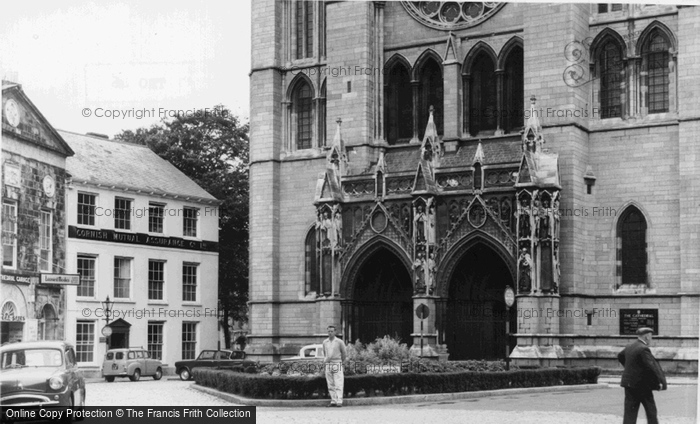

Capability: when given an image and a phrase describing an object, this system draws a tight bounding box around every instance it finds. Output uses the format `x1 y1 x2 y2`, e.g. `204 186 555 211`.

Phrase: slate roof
61 131 218 202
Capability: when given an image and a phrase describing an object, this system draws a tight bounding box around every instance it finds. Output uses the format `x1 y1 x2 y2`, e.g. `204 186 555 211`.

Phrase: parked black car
174 350 254 380
0 340 86 414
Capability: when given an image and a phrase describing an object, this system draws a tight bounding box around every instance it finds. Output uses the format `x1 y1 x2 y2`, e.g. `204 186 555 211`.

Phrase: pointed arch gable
636 20 677 56
435 231 516 298
385 53 412 74
615 203 649 287
589 28 627 64
412 49 444 81
612 201 652 235
497 36 524 70
463 41 498 74
285 72 316 102
340 236 413 299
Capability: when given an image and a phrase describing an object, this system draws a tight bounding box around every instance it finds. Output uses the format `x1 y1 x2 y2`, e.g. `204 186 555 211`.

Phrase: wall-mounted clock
43 175 56 197
4 99 20 128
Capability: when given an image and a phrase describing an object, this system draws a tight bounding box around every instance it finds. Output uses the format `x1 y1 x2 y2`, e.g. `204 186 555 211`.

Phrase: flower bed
193 366 601 400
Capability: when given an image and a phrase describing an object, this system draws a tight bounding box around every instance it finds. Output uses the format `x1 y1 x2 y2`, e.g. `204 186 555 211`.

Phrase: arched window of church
469 52 497 136
385 60 413 144
598 41 623 118
305 227 319 294
418 57 443 139
296 0 314 59
503 46 524 134
292 79 313 150
617 206 647 286
642 30 671 114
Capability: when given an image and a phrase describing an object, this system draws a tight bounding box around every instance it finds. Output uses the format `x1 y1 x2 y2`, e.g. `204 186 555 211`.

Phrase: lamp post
101 296 114 348
503 286 515 371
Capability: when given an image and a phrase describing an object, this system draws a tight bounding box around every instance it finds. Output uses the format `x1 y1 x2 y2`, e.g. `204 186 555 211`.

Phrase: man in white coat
323 325 347 407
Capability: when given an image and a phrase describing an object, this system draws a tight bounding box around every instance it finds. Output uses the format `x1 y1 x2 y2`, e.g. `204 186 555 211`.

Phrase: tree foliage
116 106 249 346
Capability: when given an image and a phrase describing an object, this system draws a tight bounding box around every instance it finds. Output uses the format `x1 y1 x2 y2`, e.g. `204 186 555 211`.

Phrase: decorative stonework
401 1 505 31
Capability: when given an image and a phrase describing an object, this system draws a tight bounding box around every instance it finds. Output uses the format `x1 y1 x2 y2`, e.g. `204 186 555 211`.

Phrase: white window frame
114 197 132 230
2 200 17 269
181 322 198 360
113 257 132 300
148 259 166 301
182 207 199 238
39 211 52 272
77 192 97 227
75 320 96 363
182 262 199 303
148 202 166 234
77 254 98 299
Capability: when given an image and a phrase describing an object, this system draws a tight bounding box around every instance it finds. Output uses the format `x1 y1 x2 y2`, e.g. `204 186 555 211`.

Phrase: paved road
87 378 233 406
84 379 697 424
254 385 697 424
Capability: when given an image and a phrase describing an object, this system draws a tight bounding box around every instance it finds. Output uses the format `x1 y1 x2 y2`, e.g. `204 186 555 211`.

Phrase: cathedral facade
249 1 699 371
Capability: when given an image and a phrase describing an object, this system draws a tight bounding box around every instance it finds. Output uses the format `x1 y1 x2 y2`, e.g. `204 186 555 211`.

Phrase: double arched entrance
343 244 413 344
342 237 515 360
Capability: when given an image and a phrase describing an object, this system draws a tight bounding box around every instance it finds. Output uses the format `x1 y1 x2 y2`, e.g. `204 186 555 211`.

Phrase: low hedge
253 359 513 376
193 366 601 400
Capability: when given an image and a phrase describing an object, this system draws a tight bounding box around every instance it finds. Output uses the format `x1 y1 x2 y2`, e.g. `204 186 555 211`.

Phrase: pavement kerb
190 383 609 407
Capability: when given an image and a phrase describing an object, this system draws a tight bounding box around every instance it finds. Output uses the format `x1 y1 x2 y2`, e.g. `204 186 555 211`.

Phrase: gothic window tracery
642 30 671 114
401 2 505 30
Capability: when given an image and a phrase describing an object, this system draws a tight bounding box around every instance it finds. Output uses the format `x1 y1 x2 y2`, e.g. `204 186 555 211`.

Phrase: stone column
442 60 461 140
411 80 420 143
410 296 438 358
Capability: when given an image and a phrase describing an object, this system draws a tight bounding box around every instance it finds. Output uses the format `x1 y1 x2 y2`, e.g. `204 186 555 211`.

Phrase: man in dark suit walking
618 327 667 424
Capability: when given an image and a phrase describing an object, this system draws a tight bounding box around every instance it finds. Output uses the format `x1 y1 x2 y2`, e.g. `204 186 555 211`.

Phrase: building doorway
346 247 413 344
38 303 59 340
445 243 515 360
107 318 131 349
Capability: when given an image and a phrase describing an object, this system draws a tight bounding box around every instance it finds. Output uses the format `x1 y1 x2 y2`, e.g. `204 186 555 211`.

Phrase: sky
0 0 251 138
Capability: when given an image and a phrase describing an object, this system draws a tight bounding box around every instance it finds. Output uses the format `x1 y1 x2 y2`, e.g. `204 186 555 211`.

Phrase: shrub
193 366 601 400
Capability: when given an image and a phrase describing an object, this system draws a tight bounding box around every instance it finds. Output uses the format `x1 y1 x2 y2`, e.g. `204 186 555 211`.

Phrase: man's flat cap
636 327 654 335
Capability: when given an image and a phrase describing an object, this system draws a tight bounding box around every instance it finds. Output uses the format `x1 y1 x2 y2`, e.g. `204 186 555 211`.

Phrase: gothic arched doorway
445 243 516 360
346 247 413 344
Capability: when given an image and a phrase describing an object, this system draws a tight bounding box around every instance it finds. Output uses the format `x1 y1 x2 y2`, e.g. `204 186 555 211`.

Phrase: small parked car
174 349 254 381
281 344 325 362
0 340 86 412
101 347 163 382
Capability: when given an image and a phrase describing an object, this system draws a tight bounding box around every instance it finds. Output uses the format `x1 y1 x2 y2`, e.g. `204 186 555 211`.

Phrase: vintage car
0 340 86 413
281 344 325 362
174 349 254 380
101 347 163 382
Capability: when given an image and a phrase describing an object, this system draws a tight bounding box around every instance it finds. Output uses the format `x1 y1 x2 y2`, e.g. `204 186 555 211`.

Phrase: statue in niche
518 248 533 292
501 199 512 229
332 205 343 250
552 198 560 240
427 202 436 245
412 250 426 293
414 204 427 243
518 196 531 239
538 197 550 240
317 209 333 247
426 251 436 295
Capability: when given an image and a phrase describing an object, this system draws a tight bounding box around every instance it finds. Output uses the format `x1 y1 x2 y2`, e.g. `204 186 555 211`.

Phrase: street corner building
247 1 700 372
59 131 221 376
1 82 75 344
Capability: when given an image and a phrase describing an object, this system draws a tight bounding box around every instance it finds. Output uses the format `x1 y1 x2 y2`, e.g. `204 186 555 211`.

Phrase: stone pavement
254 408 694 424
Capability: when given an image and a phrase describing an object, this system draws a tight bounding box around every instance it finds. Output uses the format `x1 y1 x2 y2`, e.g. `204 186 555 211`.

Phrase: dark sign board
68 226 218 252
619 309 658 335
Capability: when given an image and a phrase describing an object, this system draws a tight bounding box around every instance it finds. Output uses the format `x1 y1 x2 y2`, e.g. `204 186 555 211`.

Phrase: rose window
401 2 505 30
